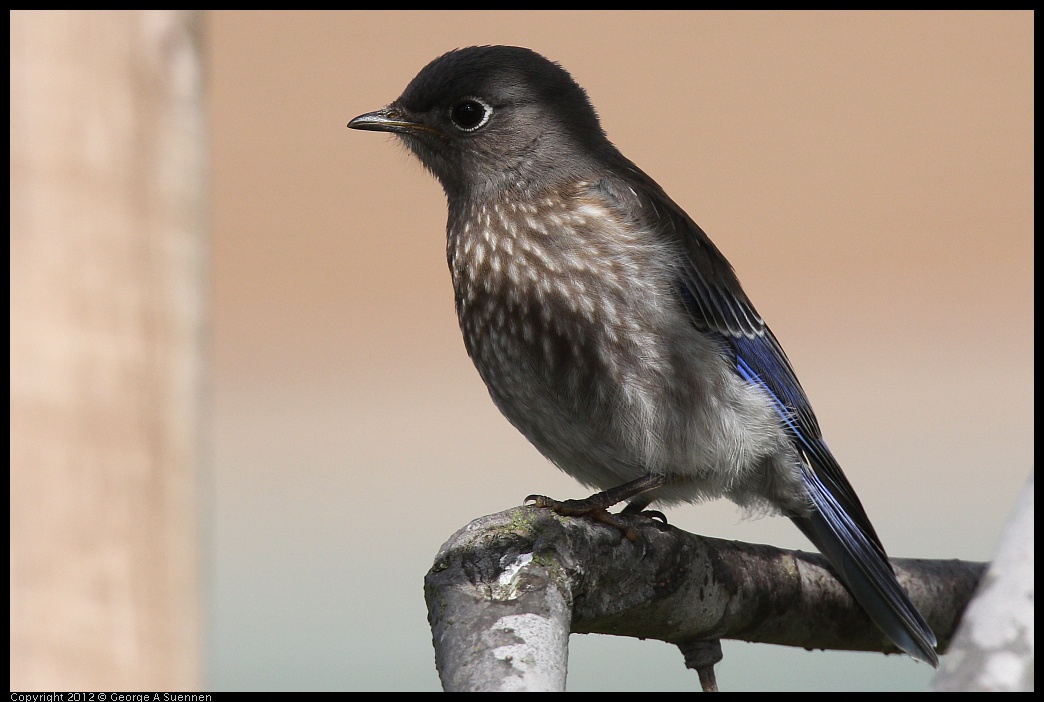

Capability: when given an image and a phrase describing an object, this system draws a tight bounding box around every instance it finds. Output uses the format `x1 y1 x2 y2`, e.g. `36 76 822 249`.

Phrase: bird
349 45 938 666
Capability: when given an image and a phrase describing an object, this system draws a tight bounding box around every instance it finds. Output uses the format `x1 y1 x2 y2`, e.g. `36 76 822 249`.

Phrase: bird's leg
526 472 667 514
526 473 669 539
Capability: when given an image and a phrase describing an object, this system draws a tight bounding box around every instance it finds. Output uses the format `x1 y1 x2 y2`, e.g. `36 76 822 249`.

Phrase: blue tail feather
793 456 938 666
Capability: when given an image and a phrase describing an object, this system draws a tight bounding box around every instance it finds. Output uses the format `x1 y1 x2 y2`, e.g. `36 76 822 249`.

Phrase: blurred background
13 10 1034 692
207 10 1032 691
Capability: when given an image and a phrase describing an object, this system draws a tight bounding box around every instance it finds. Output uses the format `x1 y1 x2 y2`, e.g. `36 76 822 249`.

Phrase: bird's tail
791 462 939 667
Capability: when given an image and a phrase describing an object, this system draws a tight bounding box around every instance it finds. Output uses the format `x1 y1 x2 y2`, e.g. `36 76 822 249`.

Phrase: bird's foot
526 494 661 541
525 475 670 540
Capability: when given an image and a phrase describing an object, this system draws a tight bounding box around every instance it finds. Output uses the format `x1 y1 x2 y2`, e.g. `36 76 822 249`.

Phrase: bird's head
349 46 613 199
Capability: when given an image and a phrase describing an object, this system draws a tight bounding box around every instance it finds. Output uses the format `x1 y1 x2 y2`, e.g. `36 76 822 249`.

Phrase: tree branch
424 507 986 691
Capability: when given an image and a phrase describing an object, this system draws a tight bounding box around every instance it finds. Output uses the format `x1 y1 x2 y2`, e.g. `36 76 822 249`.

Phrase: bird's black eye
450 97 492 132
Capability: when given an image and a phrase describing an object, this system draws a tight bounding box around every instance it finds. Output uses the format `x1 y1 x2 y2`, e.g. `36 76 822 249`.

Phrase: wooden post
10 10 205 690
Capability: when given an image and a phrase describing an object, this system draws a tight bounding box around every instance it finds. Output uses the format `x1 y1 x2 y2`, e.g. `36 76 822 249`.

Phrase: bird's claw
636 509 668 525
525 494 599 515
526 493 643 541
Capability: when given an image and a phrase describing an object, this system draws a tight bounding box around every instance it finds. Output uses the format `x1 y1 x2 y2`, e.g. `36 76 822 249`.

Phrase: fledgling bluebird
349 45 938 666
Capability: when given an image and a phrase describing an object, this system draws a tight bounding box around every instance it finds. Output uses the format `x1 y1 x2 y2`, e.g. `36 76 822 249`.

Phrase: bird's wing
610 169 937 664
669 205 885 549
611 170 882 544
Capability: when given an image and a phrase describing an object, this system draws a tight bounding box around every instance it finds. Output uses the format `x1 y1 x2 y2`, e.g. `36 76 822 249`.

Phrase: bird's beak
348 106 436 136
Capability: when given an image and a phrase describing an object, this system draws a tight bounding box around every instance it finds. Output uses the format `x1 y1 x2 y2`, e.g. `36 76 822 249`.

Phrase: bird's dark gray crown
390 46 616 196
399 46 604 138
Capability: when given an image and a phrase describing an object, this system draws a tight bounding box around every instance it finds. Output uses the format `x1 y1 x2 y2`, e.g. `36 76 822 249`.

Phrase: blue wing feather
603 166 937 663
663 192 939 665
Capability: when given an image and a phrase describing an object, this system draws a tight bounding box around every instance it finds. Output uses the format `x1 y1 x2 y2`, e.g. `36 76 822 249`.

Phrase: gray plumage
350 45 937 666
